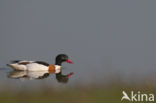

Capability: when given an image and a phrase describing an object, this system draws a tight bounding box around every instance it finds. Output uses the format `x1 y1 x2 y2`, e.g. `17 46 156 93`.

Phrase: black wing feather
34 61 49 66
11 60 21 63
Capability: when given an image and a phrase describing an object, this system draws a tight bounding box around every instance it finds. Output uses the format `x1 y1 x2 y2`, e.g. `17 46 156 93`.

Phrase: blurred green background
0 83 155 103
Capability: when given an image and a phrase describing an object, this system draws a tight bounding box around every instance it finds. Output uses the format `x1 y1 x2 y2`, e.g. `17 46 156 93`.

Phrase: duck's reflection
8 70 73 83
56 72 73 83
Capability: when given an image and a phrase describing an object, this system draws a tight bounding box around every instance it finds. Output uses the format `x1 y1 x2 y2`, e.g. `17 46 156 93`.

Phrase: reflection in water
56 72 73 83
8 70 74 83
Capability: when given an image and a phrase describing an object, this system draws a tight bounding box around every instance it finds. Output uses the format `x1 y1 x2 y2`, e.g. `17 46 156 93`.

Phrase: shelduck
7 54 72 71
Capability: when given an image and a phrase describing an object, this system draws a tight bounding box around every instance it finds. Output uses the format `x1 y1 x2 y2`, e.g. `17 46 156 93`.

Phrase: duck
7 54 72 71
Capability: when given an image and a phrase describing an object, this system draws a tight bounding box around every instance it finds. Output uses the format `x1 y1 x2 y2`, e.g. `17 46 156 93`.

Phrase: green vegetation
0 84 155 103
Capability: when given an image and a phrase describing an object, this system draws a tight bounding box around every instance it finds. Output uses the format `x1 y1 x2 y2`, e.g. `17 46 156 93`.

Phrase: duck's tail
7 64 23 71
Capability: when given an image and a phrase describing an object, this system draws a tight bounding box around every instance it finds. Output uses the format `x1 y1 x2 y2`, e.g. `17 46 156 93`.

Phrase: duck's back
7 60 49 71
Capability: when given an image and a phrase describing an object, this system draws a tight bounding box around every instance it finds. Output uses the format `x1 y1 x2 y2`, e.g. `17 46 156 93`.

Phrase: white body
8 60 61 71
26 63 49 71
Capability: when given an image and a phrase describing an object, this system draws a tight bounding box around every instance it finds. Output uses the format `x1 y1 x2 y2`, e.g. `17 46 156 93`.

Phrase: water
0 67 75 90
0 57 155 90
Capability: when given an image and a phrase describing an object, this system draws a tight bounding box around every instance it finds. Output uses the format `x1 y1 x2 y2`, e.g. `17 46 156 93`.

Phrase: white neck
55 65 61 73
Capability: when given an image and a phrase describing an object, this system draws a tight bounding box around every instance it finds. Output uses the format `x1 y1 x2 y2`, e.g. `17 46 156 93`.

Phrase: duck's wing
9 60 48 66
34 61 49 66
10 60 34 64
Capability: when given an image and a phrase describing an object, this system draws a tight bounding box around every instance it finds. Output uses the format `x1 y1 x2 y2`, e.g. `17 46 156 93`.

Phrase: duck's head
55 54 72 66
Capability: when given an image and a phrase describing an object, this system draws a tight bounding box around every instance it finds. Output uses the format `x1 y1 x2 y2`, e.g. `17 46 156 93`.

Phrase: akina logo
121 91 154 102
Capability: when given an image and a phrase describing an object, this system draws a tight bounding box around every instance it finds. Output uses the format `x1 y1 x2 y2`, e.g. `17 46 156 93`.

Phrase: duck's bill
66 59 73 64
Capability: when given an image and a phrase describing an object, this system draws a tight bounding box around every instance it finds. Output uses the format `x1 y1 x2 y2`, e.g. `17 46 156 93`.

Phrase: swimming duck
7 54 72 71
